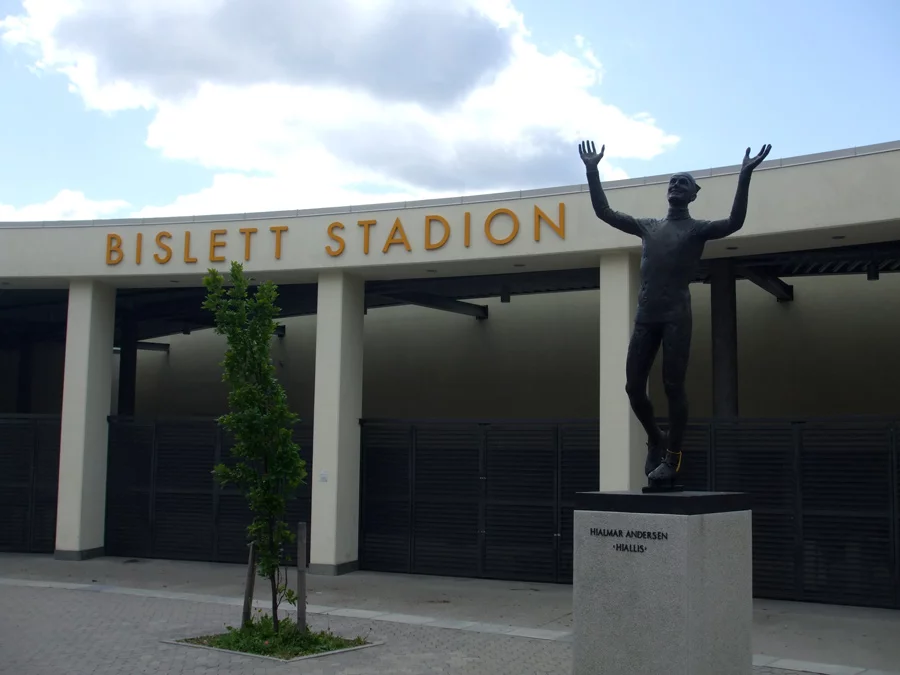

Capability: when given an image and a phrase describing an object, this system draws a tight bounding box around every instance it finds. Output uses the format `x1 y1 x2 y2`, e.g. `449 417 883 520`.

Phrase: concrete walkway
0 581 811 675
2 553 899 674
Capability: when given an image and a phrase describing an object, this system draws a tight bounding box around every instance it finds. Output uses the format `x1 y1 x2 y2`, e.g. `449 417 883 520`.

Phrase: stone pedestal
572 491 752 675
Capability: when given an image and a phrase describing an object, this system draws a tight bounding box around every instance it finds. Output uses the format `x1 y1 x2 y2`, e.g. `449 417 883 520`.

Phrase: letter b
106 233 123 265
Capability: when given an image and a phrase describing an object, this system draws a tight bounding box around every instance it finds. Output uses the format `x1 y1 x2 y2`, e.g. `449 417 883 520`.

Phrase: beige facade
2 140 899 568
2 142 900 285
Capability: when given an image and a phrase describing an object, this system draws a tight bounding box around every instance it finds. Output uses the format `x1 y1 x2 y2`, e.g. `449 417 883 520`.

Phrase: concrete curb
753 654 899 675
1 576 897 675
160 637 384 663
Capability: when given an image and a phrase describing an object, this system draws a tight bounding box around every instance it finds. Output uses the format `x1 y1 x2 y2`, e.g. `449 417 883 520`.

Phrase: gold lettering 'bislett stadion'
578 139 771 489
103 203 566 266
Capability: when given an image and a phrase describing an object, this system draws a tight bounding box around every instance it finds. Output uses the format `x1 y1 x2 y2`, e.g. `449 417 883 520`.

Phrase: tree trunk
270 572 279 633
268 516 279 632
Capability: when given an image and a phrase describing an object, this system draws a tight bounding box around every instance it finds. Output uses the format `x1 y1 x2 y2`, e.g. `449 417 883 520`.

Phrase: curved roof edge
3 140 899 230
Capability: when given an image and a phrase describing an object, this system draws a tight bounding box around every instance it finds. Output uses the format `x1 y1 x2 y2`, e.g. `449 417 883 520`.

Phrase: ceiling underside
0 240 898 347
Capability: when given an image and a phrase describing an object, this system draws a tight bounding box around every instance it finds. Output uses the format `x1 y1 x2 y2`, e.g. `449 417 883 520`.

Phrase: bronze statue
579 140 771 488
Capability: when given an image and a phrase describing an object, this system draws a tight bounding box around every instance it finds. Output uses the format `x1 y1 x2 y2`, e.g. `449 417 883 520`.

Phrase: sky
0 0 898 221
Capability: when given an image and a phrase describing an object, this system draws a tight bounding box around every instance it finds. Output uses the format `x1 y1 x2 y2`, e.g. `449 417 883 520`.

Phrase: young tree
203 261 307 633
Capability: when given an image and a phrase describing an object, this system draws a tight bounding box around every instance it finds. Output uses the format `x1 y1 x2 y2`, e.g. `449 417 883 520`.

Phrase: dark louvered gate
705 418 900 608
712 421 798 600
100 414 900 608
557 424 603 581
0 415 60 553
359 419 599 583
412 423 482 577
799 419 896 607
105 417 313 564
360 417 900 609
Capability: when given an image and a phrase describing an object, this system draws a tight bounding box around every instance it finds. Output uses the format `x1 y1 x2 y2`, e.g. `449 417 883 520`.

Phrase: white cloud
131 171 449 220
1 0 678 218
574 34 604 73
0 189 129 221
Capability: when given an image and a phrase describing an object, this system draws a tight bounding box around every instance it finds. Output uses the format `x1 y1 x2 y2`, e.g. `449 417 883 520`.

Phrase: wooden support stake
242 541 257 627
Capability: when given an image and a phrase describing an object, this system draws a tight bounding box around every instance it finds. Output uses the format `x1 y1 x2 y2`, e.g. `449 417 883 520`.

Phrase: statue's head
667 173 700 207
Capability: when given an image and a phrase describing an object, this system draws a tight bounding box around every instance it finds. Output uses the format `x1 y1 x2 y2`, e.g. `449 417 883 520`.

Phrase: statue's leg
648 312 692 483
661 312 691 455
624 321 665 475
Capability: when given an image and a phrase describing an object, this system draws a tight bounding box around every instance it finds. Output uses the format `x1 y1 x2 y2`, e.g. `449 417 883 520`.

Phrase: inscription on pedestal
589 527 669 554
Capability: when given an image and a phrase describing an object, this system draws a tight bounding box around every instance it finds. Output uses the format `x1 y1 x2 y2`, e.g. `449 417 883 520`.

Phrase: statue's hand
579 140 605 168
741 144 772 174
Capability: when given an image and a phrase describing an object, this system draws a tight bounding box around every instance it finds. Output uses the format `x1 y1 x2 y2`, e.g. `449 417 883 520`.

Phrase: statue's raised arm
697 144 772 240
579 140 646 237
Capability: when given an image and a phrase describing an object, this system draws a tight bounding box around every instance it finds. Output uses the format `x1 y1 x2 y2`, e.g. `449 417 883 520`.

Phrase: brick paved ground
0 584 812 675
4 554 900 673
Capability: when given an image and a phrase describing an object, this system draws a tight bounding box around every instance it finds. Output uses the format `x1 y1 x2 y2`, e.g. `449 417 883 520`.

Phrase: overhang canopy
1 238 899 346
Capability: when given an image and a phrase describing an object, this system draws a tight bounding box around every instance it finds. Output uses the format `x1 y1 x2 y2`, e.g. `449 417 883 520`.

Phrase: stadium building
2 140 900 609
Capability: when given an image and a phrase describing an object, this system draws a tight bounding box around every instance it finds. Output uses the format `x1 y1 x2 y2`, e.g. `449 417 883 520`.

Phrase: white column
55 280 116 559
598 251 645 491
309 271 365 575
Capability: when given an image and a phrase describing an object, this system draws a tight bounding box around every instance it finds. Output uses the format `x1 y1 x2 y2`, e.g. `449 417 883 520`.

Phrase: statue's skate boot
644 433 667 476
647 450 682 487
